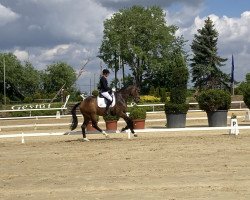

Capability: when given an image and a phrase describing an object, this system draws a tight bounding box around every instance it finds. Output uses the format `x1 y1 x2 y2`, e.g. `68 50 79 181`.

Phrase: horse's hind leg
81 118 90 141
91 115 109 139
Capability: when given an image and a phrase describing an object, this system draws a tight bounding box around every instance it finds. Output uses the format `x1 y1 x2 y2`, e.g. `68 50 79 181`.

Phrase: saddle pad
97 94 116 108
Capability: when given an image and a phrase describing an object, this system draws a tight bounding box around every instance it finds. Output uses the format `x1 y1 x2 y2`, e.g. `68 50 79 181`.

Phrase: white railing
0 100 248 120
130 101 247 112
0 95 70 119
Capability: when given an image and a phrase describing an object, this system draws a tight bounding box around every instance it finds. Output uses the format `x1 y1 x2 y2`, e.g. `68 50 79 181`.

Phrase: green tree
42 62 77 94
190 17 229 90
99 6 182 89
0 53 25 100
21 61 41 95
149 86 155 96
170 52 189 104
236 73 250 94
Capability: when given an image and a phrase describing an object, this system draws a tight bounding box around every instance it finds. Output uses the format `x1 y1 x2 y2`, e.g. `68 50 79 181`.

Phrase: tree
236 73 250 94
99 6 182 90
0 53 26 100
42 62 76 94
190 17 230 91
169 52 189 104
21 61 41 96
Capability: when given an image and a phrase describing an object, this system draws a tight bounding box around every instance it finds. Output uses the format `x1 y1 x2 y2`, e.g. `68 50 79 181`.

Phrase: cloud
13 49 29 61
1 0 250 91
95 0 203 10
26 43 96 70
177 12 250 81
0 3 19 26
0 0 110 49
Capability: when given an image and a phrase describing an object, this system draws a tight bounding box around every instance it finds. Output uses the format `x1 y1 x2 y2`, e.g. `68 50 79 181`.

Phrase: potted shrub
196 89 231 127
165 55 189 128
103 114 120 131
129 106 146 129
86 115 99 131
165 102 189 128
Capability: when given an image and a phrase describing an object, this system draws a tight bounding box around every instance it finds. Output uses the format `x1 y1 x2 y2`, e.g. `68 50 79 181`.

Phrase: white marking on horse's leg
102 131 110 138
83 138 90 142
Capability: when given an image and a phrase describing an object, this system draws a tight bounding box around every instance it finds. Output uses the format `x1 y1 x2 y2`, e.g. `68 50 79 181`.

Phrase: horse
70 85 140 141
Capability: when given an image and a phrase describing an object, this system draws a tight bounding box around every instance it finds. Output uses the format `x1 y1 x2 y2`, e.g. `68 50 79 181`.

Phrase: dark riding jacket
99 76 111 93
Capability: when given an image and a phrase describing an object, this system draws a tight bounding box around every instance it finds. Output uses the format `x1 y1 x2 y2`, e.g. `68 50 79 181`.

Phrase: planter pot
86 121 96 131
207 110 228 127
166 113 186 128
132 119 145 129
105 120 118 131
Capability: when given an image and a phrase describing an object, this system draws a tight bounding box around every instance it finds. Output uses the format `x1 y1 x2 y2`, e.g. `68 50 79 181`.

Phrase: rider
99 69 113 115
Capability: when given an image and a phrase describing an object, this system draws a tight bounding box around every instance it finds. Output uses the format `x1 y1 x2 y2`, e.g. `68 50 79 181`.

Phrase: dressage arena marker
229 118 239 135
56 111 61 119
21 132 25 144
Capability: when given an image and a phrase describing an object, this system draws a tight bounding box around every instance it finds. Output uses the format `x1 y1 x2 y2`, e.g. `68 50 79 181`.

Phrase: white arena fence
0 115 247 131
1 126 250 139
0 99 249 136
0 101 248 120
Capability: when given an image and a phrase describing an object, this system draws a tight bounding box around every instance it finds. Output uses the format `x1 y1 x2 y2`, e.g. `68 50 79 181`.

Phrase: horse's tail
70 102 81 131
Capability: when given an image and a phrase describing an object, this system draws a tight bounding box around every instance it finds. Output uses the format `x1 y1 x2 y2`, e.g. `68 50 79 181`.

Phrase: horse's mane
116 85 134 93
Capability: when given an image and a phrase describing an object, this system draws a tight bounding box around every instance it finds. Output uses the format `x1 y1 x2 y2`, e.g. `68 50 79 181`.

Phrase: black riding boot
105 100 112 115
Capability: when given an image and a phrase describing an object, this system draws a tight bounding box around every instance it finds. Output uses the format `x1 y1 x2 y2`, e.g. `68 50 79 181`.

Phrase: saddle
97 92 116 108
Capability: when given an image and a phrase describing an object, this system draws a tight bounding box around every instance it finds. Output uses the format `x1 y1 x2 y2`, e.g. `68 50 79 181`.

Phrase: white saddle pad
97 94 116 108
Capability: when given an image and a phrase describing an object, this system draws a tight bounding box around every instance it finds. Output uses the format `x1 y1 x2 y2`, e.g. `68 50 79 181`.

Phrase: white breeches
101 92 113 101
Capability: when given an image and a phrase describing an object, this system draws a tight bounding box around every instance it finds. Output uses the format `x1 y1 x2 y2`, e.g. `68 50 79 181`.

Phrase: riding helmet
102 69 110 74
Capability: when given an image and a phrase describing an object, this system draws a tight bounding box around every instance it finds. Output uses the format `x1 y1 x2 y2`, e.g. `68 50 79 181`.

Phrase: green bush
165 102 189 114
243 85 250 108
92 90 99 97
129 106 146 120
23 96 33 103
197 89 231 112
103 114 120 121
140 95 161 103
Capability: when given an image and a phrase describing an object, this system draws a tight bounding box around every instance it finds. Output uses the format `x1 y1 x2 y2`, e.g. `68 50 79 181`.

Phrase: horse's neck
116 90 129 102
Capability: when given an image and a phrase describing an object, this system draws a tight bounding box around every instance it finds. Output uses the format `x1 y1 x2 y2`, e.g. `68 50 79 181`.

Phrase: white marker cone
21 132 25 144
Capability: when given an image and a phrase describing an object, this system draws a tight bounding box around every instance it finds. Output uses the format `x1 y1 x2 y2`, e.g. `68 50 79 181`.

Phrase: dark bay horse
70 85 140 141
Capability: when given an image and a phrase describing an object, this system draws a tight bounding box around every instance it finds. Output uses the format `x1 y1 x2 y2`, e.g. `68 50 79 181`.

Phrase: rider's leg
101 92 113 115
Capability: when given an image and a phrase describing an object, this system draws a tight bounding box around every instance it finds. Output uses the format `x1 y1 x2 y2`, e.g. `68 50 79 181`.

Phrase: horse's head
117 85 140 103
129 85 140 103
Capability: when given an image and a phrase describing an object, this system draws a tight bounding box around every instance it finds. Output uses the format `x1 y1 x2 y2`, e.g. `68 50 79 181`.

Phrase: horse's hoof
83 138 90 142
102 131 110 139
133 134 138 137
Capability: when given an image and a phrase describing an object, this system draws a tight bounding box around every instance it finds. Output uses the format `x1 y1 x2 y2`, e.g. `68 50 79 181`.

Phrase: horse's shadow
64 137 125 143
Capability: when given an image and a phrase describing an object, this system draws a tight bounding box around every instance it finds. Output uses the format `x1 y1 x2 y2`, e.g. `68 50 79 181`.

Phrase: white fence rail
1 126 250 139
0 101 248 120
132 101 247 112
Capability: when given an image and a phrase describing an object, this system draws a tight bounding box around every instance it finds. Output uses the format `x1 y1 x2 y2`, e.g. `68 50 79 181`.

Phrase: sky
0 0 250 93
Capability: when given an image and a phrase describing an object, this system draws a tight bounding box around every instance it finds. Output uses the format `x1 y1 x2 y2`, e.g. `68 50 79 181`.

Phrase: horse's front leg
120 113 137 137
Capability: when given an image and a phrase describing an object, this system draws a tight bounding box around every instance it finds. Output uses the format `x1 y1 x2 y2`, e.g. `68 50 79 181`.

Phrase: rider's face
104 73 109 78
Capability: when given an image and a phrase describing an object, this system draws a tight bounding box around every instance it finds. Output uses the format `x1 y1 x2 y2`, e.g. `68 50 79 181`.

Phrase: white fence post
245 110 250 121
